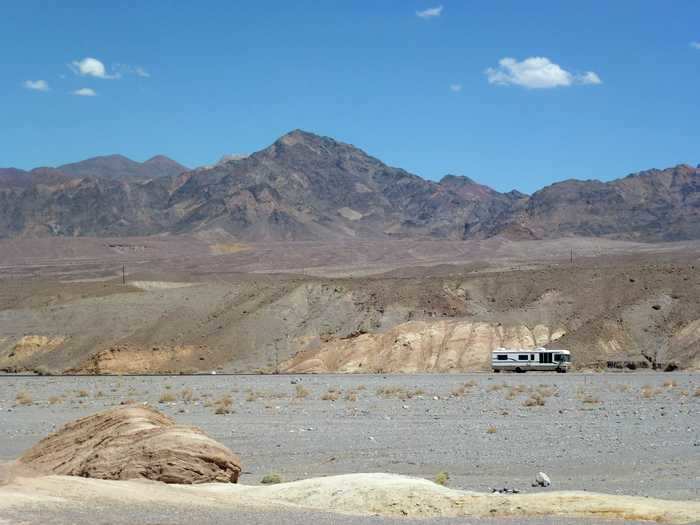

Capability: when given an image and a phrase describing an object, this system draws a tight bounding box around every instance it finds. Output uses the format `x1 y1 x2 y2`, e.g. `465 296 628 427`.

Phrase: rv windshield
554 354 570 362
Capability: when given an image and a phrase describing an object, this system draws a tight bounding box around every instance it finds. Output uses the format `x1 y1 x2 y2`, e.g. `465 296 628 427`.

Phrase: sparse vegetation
181 388 194 403
376 386 424 400
159 392 177 403
261 473 282 484
486 425 497 434
77 389 89 398
213 394 233 414
48 395 62 405
321 388 341 401
295 384 310 399
16 391 33 405
523 393 545 407
451 380 477 397
641 385 662 399
580 394 601 404
434 471 449 486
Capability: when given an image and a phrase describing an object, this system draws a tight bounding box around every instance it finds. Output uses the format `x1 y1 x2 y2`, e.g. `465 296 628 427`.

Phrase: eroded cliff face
283 321 566 373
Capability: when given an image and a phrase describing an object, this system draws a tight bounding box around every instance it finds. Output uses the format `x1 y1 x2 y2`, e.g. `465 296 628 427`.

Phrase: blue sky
2 1 699 193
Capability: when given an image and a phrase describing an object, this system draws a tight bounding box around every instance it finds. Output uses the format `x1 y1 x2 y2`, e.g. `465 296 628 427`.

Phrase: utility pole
122 264 126 285
570 249 573 265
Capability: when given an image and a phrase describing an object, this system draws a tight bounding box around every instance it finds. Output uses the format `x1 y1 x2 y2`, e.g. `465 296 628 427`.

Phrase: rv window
530 354 535 360
554 354 562 362
518 355 528 361
497 355 507 361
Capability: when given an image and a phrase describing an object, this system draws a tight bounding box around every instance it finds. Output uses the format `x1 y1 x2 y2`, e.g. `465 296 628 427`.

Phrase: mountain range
1 130 698 241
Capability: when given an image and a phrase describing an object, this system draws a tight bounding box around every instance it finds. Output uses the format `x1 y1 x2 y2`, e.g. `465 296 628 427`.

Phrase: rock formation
19 405 241 483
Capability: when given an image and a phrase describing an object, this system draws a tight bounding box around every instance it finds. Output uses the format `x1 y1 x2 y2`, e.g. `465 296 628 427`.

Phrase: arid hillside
0 237 698 374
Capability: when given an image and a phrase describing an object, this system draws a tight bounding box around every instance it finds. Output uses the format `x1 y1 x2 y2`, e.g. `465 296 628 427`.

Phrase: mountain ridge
0 130 697 241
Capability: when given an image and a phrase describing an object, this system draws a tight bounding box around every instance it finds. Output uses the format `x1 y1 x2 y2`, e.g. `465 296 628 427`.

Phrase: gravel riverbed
2 372 697 500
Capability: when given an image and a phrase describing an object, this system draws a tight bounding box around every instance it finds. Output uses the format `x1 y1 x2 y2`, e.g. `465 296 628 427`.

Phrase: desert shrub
535 385 557 397
376 386 403 398
344 390 358 402
261 473 282 484
213 394 233 414
523 393 545 407
181 388 193 403
434 471 449 486
77 390 89 398
663 379 677 388
159 392 177 403
451 386 465 397
640 385 661 399
451 383 473 397
33 365 52 376
16 392 33 405
376 386 423 400
48 395 62 405
580 394 601 404
295 385 310 399
321 388 341 401
486 425 497 434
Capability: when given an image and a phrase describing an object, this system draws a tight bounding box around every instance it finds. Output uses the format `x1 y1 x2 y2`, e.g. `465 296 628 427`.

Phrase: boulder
19 404 241 484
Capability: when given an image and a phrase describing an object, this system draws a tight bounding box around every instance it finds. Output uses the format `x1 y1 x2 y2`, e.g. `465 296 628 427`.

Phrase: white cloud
691 41 700 50
417 5 442 19
70 57 119 79
134 66 150 78
114 64 151 78
73 87 97 97
578 71 602 85
23 80 49 92
485 57 602 89
449 83 462 92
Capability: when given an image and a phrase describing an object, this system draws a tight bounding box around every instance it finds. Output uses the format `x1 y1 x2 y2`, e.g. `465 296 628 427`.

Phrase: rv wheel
515 367 524 373
493 369 500 373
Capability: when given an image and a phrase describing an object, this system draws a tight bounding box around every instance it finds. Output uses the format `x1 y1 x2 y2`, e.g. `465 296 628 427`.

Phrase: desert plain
0 237 699 524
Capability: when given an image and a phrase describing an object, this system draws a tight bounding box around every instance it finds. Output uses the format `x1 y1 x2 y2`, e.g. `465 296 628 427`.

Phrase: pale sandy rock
19 405 241 484
282 320 566 373
1 473 698 524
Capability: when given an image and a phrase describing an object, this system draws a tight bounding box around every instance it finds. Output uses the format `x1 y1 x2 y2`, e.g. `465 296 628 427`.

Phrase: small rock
535 472 551 487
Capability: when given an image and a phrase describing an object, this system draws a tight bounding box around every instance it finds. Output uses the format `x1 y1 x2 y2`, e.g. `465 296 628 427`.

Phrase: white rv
491 348 571 373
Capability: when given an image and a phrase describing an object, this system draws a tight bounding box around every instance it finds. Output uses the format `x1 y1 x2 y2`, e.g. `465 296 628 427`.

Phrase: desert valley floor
0 373 698 524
